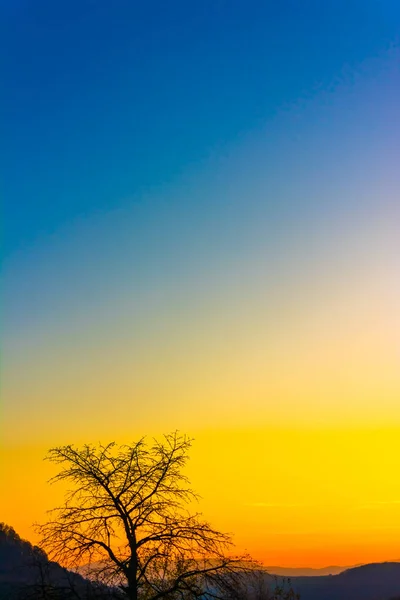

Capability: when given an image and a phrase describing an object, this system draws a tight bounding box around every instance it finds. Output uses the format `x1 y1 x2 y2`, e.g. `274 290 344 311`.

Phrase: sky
1 0 400 567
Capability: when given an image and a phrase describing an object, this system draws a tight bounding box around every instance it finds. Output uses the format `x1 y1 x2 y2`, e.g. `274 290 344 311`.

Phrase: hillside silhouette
0 523 111 599
286 562 400 600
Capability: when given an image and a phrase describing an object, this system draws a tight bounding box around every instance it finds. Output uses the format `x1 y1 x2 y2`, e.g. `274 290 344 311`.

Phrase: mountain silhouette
266 565 349 576
286 562 400 600
0 523 112 599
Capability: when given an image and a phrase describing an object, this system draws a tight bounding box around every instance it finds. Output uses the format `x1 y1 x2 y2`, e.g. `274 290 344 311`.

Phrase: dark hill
287 562 400 600
0 523 112 599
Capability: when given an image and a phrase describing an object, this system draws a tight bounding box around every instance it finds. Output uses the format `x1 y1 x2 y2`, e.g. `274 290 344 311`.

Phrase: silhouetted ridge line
0 523 112 599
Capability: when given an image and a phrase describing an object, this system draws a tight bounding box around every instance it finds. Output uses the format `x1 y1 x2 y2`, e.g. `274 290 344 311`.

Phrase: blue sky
3 0 399 256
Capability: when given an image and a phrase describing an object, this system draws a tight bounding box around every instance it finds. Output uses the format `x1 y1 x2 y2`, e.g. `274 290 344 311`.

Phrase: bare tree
37 432 254 600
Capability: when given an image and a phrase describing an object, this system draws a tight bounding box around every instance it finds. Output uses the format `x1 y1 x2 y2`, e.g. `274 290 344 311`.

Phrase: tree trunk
125 586 138 600
125 556 138 600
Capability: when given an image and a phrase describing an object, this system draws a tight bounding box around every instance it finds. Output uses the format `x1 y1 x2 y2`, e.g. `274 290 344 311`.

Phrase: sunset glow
2 0 399 570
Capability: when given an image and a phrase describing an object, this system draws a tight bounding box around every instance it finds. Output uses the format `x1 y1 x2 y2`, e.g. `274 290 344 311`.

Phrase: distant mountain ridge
266 565 350 576
267 561 400 578
285 562 400 600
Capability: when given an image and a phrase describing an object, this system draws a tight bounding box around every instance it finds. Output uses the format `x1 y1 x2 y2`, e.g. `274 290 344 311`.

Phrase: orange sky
2 426 400 567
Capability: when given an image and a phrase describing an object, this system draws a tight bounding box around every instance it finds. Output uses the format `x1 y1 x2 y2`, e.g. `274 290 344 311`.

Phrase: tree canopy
37 432 251 600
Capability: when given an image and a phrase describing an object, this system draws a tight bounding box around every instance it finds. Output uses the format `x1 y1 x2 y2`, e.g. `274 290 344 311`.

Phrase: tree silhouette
37 432 255 600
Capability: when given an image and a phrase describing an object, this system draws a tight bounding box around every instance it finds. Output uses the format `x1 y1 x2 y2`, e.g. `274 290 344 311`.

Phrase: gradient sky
2 0 400 567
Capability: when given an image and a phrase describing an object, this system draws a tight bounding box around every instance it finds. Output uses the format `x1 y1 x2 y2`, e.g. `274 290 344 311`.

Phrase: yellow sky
2 426 400 567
